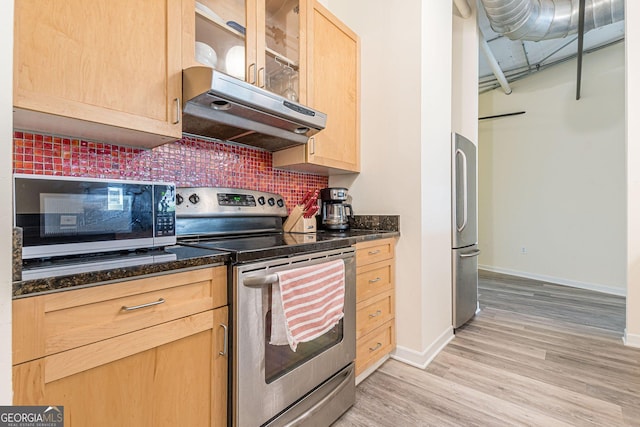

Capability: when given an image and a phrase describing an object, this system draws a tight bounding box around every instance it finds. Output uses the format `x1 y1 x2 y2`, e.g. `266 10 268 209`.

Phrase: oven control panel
175 187 287 217
218 193 256 207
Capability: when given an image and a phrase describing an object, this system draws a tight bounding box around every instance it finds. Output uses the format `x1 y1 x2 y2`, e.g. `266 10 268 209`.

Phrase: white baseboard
390 326 454 369
355 354 389 386
624 329 640 348
479 265 626 297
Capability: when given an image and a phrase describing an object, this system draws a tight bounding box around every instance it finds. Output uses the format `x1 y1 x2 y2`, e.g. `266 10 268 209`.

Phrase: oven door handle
243 274 279 287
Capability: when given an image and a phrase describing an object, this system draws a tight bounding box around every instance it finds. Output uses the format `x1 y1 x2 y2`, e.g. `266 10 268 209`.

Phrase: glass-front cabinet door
261 0 301 100
193 0 248 80
186 0 303 98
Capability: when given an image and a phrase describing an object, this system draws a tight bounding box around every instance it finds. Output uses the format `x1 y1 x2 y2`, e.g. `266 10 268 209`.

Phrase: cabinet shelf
196 8 244 38
266 47 298 70
195 8 298 68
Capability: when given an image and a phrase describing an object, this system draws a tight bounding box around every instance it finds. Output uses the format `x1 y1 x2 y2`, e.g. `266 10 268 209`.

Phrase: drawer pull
369 342 382 352
368 249 381 255
369 310 382 318
121 298 165 312
368 277 382 284
219 323 229 356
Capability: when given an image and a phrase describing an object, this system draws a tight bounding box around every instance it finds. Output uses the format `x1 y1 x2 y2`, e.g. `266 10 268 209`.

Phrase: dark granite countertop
12 215 399 299
13 246 230 298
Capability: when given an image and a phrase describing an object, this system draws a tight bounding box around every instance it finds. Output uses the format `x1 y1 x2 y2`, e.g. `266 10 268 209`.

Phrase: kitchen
1 0 640 425
5 1 393 425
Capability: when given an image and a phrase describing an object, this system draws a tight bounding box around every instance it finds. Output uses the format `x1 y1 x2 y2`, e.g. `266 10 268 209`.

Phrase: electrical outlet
520 247 527 255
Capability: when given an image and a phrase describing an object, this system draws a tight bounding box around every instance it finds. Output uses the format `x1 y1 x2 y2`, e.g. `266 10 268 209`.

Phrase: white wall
626 0 640 347
478 43 626 296
325 0 433 357
326 1 476 365
1 0 14 403
452 6 479 142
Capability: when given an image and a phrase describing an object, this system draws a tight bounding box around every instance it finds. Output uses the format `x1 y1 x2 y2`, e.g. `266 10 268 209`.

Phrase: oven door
233 247 356 427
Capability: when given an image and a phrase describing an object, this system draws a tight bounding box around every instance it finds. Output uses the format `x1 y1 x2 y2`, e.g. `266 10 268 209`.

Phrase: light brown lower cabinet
12 266 228 427
354 238 396 378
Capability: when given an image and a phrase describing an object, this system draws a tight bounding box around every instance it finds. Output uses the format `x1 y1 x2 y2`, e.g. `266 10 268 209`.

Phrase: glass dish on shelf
195 41 218 68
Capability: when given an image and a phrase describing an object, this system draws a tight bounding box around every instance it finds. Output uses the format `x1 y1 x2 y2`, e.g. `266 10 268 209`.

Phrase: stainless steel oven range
176 187 356 427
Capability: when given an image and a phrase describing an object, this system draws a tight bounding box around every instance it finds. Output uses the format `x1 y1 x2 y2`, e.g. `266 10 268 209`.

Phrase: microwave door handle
243 274 278 287
456 148 468 233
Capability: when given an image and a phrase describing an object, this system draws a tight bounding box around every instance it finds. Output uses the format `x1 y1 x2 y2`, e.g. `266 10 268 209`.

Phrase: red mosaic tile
13 132 329 211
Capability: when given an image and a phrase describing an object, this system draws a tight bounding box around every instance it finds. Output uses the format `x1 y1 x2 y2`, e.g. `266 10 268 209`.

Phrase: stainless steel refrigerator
452 132 480 329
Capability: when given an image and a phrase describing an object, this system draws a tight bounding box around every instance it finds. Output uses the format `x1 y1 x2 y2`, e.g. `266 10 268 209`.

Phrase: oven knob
189 194 200 204
268 197 275 206
176 194 184 205
258 196 265 205
276 198 284 208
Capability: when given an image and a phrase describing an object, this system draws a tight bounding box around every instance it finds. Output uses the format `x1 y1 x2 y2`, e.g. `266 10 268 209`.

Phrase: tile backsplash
13 131 328 211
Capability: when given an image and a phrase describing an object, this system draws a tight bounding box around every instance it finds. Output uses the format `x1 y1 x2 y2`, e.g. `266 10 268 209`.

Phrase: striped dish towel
270 259 345 352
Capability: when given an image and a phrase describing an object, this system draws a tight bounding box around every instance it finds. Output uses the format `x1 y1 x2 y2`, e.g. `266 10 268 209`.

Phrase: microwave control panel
154 184 176 237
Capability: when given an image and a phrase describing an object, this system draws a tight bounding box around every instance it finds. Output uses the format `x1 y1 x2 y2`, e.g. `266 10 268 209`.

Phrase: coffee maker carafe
320 188 354 231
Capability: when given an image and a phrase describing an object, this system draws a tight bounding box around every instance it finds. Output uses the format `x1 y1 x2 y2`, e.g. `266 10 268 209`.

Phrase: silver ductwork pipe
479 0 624 41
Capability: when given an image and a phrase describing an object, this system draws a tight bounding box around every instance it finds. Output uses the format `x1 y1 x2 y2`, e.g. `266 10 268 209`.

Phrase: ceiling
476 1 625 93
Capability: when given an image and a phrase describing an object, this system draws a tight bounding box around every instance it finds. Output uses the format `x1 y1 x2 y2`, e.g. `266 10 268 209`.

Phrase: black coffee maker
319 187 354 231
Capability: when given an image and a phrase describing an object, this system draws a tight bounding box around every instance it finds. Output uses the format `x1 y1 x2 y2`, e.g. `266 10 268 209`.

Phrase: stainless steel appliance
451 133 481 329
182 68 327 151
320 187 354 231
175 187 356 427
14 174 176 259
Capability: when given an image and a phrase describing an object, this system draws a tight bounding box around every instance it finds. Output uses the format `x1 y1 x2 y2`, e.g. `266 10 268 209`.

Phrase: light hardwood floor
334 270 640 426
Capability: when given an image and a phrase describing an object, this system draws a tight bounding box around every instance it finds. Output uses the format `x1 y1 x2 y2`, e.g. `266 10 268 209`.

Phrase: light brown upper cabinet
13 0 183 147
183 0 305 99
273 0 360 174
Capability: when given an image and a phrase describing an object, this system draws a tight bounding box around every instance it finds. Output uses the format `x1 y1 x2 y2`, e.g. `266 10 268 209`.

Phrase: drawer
356 260 394 302
13 266 227 364
356 238 395 266
355 321 395 376
356 290 394 339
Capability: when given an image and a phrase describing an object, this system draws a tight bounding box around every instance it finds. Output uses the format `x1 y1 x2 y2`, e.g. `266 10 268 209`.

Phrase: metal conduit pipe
479 0 624 41
453 0 472 18
479 29 513 94
452 0 512 94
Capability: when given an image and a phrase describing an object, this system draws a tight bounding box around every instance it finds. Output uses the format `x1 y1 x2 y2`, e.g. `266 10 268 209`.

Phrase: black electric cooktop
178 231 358 263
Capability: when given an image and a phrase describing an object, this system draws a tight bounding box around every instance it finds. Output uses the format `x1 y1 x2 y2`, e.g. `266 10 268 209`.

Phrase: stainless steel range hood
182 67 327 151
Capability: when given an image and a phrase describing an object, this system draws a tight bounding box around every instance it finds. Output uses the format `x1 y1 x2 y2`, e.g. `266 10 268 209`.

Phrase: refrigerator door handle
460 249 481 258
456 148 468 232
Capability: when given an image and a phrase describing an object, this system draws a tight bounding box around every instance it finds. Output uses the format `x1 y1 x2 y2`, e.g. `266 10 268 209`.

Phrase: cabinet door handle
248 63 256 84
258 67 265 88
219 323 228 356
309 136 315 155
173 98 181 124
369 342 382 352
368 277 382 284
369 310 382 318
121 298 165 311
368 249 381 255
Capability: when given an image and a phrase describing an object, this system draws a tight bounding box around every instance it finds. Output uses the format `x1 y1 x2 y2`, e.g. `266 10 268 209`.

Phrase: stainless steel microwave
14 174 176 259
